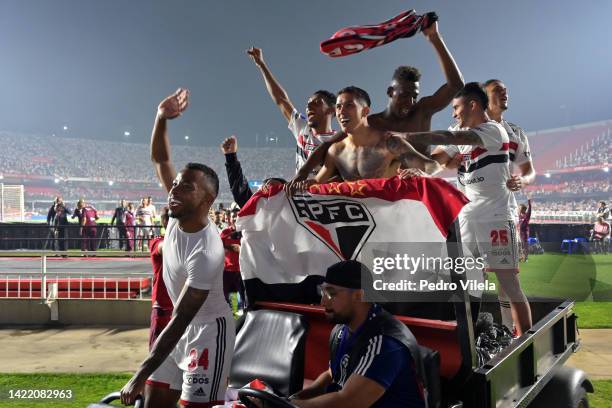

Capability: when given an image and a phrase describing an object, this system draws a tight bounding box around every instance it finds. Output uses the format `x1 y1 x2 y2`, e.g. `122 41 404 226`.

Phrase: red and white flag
236 177 468 286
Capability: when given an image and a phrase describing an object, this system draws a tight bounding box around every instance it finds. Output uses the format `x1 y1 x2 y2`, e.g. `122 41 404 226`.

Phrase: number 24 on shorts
187 348 209 371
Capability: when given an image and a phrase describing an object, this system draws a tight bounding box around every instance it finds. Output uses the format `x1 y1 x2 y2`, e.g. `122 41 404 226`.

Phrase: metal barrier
0 250 152 300
0 223 162 251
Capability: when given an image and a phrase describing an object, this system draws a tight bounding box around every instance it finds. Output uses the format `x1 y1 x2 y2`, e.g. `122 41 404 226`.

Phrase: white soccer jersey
289 109 335 175
139 204 157 225
162 218 230 322
441 121 515 222
501 120 531 166
500 120 532 221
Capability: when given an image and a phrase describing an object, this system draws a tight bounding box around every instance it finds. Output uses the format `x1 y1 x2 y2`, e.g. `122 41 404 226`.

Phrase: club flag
236 176 468 286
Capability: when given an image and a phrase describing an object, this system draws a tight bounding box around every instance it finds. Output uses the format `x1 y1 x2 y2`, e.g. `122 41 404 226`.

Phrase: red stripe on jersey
297 134 306 148
500 143 509 151
509 141 518 151
470 147 488 160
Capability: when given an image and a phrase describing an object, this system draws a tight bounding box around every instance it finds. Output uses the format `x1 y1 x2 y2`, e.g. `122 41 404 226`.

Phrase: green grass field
0 374 610 407
487 253 612 328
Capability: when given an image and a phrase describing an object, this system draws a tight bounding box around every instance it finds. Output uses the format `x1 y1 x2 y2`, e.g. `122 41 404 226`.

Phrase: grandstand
0 131 294 218
0 119 610 221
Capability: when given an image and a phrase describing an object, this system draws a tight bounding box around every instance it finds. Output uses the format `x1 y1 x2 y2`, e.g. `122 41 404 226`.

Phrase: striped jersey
442 121 515 222
501 120 531 166
288 109 335 175
500 119 532 221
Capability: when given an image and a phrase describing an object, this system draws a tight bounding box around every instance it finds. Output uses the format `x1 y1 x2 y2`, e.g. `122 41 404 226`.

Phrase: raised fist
246 47 264 66
221 135 238 154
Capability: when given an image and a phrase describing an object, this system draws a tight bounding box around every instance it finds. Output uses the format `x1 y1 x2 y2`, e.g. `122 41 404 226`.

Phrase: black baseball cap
324 260 373 290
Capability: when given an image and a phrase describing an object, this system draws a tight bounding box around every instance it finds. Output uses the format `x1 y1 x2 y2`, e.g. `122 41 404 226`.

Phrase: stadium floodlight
63 125 68 131
124 131 131 137
0 174 3 180
184 135 189 140
158 182 163 188
604 167 609 173
108 180 114 186
54 178 60 184
545 173 551 178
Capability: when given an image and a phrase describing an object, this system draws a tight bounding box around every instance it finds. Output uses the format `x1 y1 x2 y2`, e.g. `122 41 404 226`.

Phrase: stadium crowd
556 130 610 169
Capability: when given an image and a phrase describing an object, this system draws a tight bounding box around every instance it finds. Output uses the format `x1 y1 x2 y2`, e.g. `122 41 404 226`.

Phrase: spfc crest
288 194 376 260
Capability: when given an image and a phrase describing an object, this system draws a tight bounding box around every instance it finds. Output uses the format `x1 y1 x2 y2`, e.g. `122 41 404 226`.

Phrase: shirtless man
289 20 463 186
314 87 440 183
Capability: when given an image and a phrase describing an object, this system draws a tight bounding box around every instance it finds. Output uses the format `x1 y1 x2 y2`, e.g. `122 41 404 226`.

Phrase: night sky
1 0 610 147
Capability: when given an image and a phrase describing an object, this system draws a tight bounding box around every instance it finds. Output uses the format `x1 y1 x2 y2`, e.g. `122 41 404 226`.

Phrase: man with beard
247 47 336 176
287 260 425 408
121 88 234 408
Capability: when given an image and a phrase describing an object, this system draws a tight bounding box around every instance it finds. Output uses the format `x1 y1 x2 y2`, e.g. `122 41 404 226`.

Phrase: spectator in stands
213 210 225 230
590 216 610 253
220 208 244 311
125 202 136 252
110 199 128 251
518 198 532 261
148 206 173 349
597 201 610 220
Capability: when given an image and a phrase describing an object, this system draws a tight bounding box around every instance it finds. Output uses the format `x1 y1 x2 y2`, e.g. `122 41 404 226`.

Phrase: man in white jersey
406 83 532 335
484 79 536 332
247 47 337 175
137 196 158 251
121 88 234 407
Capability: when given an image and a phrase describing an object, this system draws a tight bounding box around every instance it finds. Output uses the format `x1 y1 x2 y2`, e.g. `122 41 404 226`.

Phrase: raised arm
416 22 464 114
385 133 442 175
151 88 189 193
247 47 296 123
404 129 484 146
293 131 347 182
221 136 254 207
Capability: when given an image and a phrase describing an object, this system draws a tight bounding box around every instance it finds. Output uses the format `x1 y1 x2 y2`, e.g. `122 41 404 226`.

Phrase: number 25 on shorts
490 230 508 246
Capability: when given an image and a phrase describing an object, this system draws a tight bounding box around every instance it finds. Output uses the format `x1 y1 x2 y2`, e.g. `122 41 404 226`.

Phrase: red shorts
149 307 173 350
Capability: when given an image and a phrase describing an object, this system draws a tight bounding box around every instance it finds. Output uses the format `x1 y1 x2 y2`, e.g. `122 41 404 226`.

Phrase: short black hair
454 82 488 110
483 79 503 88
312 90 336 108
392 66 421 83
600 201 606 206
337 86 371 107
185 162 219 198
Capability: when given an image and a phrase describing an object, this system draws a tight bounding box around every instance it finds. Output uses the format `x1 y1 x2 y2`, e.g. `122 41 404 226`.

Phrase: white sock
498 291 514 332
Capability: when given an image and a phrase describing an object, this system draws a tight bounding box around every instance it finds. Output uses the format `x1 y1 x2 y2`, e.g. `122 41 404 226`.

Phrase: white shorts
147 315 235 406
460 218 519 273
